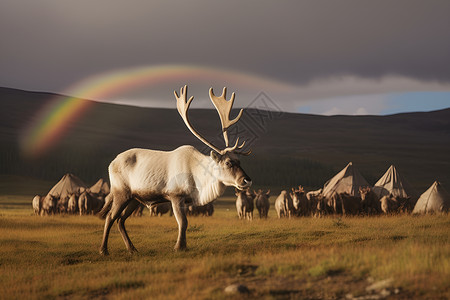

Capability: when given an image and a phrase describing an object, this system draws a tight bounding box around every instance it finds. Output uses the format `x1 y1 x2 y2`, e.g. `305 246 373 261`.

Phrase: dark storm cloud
0 0 449 92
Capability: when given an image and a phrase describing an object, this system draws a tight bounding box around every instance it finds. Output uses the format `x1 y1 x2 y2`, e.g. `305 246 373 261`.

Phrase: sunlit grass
0 195 449 299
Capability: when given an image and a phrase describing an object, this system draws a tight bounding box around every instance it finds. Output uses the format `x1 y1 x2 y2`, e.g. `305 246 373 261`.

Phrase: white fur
32 195 41 215
109 145 234 206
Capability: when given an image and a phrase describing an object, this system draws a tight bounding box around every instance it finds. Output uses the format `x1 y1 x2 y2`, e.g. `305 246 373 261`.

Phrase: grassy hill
1 87 449 195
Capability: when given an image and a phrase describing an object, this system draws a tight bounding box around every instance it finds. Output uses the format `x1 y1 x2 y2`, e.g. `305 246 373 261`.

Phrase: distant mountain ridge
1 87 449 192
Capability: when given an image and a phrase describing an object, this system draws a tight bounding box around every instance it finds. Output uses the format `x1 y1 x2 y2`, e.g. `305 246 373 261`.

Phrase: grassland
0 195 449 299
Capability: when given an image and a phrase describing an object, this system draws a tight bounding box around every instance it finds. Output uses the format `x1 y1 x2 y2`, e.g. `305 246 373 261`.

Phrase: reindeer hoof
128 248 139 255
99 248 109 256
174 243 187 252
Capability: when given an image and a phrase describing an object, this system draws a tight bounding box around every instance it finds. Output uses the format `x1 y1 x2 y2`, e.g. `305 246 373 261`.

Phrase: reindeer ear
266 189 271 196
210 151 221 162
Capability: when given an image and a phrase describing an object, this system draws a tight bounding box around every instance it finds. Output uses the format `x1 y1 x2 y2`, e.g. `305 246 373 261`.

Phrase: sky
1 0 450 115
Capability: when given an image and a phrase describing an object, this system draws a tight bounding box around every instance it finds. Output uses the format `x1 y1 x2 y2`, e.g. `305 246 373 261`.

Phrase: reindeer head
290 186 305 210
359 186 371 200
174 85 252 190
45 194 58 211
235 187 252 199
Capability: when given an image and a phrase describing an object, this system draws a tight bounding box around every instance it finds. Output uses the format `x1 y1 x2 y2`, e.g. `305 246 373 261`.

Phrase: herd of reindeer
32 184 412 219
32 189 106 216
235 186 414 220
32 189 215 217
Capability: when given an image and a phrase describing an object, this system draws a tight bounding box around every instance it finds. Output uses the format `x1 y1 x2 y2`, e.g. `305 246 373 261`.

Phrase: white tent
90 178 110 195
413 181 450 214
322 162 370 198
48 173 87 199
373 165 415 198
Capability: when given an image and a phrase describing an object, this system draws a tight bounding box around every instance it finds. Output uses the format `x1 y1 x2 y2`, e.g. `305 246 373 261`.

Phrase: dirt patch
236 264 259 277
59 258 81 265
389 235 407 241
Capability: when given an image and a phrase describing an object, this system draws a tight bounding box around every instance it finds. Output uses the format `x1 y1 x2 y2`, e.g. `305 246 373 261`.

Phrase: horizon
2 85 449 117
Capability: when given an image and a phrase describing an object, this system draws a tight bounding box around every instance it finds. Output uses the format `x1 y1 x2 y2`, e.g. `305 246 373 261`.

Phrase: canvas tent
322 162 370 198
90 178 110 195
48 173 87 199
373 165 416 198
413 181 450 214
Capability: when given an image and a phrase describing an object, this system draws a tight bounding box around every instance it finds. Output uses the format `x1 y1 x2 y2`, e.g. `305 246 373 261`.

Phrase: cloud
277 75 450 113
354 107 370 115
322 107 344 116
297 94 389 116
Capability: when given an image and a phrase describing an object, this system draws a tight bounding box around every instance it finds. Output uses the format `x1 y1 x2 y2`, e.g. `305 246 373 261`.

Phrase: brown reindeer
235 189 254 220
306 188 323 216
79 191 104 215
187 202 214 217
359 187 381 215
291 186 309 217
338 192 362 215
150 202 173 217
316 193 334 217
323 192 361 216
396 196 414 213
380 194 400 214
255 189 270 218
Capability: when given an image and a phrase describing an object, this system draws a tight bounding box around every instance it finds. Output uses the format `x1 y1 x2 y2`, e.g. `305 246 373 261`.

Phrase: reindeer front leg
170 197 188 251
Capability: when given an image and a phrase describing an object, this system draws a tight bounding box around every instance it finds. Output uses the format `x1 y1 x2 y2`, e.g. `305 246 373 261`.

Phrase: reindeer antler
175 85 222 154
174 85 250 156
209 87 243 147
209 87 250 155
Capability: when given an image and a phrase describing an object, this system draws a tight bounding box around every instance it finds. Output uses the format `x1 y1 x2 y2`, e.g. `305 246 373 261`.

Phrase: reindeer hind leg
99 192 131 256
117 199 140 254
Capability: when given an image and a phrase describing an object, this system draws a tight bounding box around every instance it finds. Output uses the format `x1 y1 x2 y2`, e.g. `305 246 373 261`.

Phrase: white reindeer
99 85 252 254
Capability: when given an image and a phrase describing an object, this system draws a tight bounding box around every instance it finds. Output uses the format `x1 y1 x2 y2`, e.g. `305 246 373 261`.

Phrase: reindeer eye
225 161 232 168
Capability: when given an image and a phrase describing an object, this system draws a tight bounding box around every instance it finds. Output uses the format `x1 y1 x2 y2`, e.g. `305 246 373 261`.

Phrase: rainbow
20 94 93 157
20 64 294 157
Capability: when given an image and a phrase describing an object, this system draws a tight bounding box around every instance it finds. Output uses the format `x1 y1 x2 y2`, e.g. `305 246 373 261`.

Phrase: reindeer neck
198 176 226 205
192 153 226 205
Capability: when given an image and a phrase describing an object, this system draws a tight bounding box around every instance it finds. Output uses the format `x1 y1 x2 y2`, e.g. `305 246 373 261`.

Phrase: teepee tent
48 173 87 199
90 178 110 195
413 181 450 214
322 162 370 198
373 165 416 198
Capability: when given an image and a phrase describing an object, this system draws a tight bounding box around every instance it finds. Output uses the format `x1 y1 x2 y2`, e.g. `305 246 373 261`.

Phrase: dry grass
0 195 449 299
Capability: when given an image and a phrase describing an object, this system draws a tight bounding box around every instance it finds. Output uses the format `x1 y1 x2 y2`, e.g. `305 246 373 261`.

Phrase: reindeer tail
98 194 113 219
